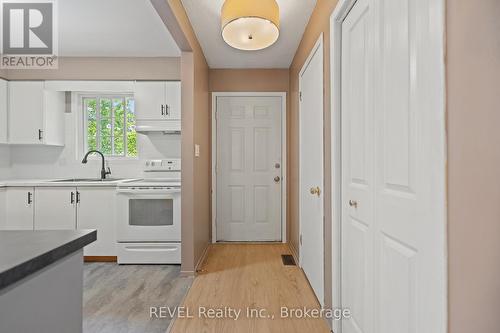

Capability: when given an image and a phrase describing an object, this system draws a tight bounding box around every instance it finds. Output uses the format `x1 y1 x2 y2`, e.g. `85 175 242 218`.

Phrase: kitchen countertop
0 178 138 187
0 230 96 290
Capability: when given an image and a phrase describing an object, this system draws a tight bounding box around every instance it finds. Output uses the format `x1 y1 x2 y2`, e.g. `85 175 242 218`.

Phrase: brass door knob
310 187 321 196
349 200 358 208
274 176 281 183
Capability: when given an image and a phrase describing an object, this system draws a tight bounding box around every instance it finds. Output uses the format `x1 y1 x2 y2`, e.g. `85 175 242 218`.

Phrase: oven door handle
116 189 181 195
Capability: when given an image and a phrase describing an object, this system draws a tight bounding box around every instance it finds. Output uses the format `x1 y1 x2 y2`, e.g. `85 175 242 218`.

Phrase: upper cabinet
134 81 181 121
0 79 7 144
8 81 65 146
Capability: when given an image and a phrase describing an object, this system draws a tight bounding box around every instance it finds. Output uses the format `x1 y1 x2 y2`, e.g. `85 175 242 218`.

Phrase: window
83 95 137 157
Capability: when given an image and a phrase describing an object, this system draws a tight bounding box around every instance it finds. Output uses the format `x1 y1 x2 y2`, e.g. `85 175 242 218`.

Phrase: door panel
3 188 34 230
34 187 76 230
299 39 325 306
216 96 282 242
134 81 165 120
9 81 44 144
342 0 374 331
341 0 446 332
165 81 181 120
76 187 116 256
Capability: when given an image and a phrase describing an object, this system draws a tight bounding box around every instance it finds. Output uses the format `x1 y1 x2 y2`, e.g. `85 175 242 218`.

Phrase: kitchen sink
49 178 125 183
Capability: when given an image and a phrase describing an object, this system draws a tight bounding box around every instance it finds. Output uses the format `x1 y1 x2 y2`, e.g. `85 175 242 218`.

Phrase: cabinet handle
161 105 165 116
165 104 170 116
27 192 33 205
76 191 81 204
38 129 43 141
70 191 75 204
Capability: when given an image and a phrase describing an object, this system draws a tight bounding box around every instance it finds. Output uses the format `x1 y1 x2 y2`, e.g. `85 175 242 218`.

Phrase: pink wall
447 0 500 332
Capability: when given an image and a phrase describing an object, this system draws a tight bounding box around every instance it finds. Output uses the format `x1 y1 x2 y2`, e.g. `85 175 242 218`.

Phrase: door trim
211 92 287 243
330 1 447 332
298 34 324 280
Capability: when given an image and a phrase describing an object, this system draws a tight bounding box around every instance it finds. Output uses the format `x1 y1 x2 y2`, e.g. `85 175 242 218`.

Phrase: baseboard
84 256 117 263
194 242 211 274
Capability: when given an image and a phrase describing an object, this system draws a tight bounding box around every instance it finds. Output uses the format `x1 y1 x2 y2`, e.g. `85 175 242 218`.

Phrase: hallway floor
169 244 331 333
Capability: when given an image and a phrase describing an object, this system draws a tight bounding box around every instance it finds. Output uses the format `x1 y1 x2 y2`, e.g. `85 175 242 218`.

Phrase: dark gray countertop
0 230 97 290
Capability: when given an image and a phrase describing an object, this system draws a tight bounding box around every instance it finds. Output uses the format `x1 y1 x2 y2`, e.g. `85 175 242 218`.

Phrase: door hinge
299 92 302 102
300 234 302 246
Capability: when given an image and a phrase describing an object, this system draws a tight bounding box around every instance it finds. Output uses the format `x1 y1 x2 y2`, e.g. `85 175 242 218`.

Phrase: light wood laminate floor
83 263 192 333
170 244 331 333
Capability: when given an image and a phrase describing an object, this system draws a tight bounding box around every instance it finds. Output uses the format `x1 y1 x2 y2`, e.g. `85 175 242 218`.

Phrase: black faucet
81 150 111 180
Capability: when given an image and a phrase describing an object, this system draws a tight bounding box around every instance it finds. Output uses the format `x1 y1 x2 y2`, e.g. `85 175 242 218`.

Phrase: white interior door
299 38 324 306
340 0 446 332
341 0 375 331
216 96 282 242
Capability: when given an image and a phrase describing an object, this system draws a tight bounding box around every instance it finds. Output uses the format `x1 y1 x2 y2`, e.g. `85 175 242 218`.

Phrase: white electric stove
116 159 181 264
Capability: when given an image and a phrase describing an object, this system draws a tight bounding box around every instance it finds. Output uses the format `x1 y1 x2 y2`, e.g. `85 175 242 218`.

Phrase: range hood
135 120 181 134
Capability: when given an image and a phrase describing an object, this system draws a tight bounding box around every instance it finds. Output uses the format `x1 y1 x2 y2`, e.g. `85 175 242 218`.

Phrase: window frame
80 93 137 159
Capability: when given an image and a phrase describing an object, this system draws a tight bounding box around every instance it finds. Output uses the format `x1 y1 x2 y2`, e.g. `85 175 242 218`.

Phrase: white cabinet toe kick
116 243 181 264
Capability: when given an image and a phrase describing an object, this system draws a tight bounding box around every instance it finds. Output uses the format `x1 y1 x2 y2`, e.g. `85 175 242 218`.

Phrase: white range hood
135 120 181 134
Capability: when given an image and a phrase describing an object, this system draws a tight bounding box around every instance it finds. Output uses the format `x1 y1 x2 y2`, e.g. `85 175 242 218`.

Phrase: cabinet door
42 90 65 146
0 79 7 143
76 187 116 256
165 81 181 120
34 187 76 230
9 81 44 144
4 187 34 230
134 81 166 120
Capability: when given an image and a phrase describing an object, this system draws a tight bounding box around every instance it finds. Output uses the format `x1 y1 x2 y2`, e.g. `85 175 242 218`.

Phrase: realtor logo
1 0 58 68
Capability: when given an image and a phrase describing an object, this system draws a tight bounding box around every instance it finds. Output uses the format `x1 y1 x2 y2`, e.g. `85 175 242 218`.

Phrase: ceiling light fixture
221 0 280 51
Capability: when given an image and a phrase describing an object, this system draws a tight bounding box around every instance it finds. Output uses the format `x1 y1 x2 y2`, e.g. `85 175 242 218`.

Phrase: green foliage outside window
84 96 137 157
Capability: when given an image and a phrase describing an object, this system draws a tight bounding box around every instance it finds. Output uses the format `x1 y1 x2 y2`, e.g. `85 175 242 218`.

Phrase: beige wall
165 0 210 274
447 1 500 332
209 69 289 92
208 68 290 240
289 0 338 310
4 57 180 80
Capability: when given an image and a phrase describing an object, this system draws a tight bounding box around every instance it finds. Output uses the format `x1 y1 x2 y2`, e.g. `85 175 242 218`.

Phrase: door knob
310 187 321 196
274 176 281 183
349 200 358 208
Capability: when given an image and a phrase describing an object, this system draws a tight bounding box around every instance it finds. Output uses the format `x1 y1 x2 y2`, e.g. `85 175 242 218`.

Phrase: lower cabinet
34 187 77 230
3 187 35 230
1 186 116 257
76 187 116 257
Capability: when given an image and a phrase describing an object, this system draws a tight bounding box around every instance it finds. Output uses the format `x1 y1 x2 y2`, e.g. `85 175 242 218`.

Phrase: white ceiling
180 0 317 68
59 0 180 57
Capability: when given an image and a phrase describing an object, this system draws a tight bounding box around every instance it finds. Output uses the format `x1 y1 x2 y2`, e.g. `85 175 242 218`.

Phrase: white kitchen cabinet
165 81 181 120
0 79 7 143
76 187 116 256
34 187 76 230
8 81 65 146
3 187 34 230
134 81 181 120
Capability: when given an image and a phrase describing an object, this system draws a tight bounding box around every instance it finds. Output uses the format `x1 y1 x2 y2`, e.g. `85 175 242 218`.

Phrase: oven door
116 188 181 242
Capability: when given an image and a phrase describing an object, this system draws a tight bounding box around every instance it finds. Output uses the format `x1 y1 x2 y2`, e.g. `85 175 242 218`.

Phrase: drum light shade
221 0 280 51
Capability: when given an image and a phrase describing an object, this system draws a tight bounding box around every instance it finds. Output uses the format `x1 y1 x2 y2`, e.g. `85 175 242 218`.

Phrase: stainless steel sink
50 178 124 183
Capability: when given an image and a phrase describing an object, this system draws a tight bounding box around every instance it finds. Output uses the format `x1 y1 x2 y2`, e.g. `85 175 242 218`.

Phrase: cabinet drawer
116 242 181 264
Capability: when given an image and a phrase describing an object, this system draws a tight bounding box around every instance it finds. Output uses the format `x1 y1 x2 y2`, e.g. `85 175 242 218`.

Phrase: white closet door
341 0 375 331
374 0 446 332
341 0 446 332
299 39 325 306
216 96 282 242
